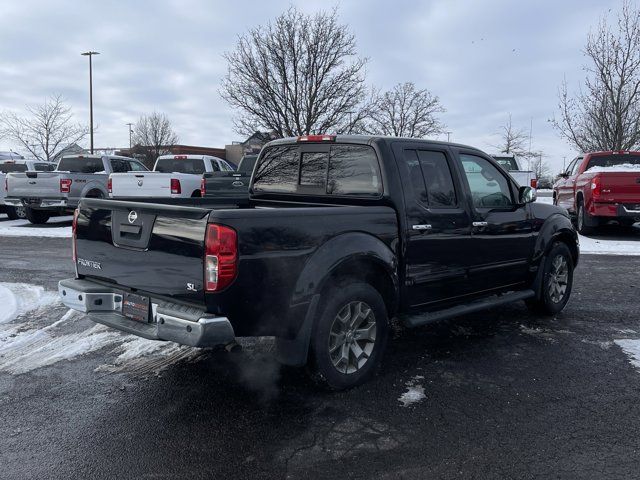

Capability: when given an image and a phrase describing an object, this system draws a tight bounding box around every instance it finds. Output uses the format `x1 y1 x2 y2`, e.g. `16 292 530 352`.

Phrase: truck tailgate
7 172 62 198
110 172 172 197
598 172 640 203
75 198 211 305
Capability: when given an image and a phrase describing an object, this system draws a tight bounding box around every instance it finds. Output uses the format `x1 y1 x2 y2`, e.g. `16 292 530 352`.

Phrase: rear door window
57 157 105 173
155 158 206 174
110 159 129 173
404 150 457 208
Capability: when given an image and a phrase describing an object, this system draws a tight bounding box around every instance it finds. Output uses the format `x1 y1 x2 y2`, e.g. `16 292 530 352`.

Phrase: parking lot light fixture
81 51 100 154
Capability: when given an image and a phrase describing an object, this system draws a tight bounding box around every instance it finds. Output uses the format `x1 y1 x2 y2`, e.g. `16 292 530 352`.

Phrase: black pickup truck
59 135 579 389
200 154 257 198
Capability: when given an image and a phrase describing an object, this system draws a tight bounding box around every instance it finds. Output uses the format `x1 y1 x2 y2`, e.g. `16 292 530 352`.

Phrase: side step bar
402 289 535 328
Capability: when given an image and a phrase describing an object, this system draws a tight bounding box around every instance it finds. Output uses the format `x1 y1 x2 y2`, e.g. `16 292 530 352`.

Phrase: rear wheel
576 201 595 235
6 206 26 220
526 242 574 316
308 282 388 390
25 208 51 224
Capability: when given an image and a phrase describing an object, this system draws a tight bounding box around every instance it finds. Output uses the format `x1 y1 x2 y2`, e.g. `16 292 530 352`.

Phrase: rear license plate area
122 293 150 322
24 198 41 206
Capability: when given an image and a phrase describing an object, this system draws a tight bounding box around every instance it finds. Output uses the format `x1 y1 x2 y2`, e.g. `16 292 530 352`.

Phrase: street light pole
126 123 134 149
81 51 100 154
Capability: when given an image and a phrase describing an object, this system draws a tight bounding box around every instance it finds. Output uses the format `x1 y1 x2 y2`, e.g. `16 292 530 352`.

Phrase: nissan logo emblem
128 211 138 224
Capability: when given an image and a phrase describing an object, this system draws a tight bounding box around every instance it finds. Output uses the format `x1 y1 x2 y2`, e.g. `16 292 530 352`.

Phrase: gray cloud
0 0 622 172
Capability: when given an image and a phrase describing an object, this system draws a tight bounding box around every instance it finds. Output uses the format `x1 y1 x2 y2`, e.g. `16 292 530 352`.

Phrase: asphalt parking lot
2 219 640 479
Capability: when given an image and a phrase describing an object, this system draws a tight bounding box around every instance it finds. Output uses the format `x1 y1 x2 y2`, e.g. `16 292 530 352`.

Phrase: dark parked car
59 135 579 389
200 154 257 197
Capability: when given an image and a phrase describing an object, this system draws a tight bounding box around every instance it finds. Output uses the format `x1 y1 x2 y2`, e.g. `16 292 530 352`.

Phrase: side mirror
518 186 535 204
559 172 569 179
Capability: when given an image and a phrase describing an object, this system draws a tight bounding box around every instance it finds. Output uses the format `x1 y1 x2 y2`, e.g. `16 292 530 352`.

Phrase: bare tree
553 1 640 151
133 112 179 164
363 82 446 138
220 7 368 137
0 95 88 161
492 114 530 156
530 154 551 179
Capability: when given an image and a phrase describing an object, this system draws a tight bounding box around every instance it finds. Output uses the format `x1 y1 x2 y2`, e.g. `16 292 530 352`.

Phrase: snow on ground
0 282 59 324
535 196 640 256
398 375 426 407
0 281 204 376
0 215 72 238
614 339 640 371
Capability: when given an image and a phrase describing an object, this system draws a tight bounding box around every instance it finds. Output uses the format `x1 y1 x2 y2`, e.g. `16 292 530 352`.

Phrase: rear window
238 155 257 173
57 157 104 173
253 144 382 196
493 156 519 171
34 163 56 171
155 158 205 174
0 163 27 173
586 155 640 170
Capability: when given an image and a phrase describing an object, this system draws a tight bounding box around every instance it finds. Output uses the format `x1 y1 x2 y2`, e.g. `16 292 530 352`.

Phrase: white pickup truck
491 154 538 192
1 159 56 220
108 154 235 199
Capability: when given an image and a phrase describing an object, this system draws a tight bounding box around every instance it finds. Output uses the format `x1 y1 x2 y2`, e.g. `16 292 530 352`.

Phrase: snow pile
0 282 59 323
0 216 72 238
587 163 640 173
398 375 426 407
614 339 640 370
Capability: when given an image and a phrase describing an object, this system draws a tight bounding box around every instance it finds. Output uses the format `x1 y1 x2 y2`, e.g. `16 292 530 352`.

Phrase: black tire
308 282 389 390
576 201 595 235
25 208 51 224
6 207 19 220
526 242 574 316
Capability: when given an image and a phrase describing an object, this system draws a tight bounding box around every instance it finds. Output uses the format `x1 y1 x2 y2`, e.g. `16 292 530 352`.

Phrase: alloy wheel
548 254 569 303
328 301 377 374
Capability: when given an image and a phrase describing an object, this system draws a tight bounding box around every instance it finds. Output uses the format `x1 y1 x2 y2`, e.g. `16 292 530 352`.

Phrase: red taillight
297 134 336 142
200 177 206 197
72 209 79 264
204 224 238 292
107 177 112 194
530 178 538 189
60 178 72 193
591 175 602 196
171 178 181 194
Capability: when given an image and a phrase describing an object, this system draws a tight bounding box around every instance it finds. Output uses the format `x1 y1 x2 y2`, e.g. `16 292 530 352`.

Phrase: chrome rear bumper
58 278 235 348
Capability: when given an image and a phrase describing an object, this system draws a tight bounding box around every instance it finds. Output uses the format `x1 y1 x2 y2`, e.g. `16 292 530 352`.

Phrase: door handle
412 224 432 231
472 221 488 227
232 181 244 187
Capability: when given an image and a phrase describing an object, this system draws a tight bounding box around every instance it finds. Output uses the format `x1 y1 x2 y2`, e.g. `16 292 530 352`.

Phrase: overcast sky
0 0 622 173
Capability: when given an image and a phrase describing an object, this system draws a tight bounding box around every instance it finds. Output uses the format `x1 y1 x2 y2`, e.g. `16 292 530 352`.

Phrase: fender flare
291 232 398 305
277 232 398 367
531 213 579 298
81 181 107 198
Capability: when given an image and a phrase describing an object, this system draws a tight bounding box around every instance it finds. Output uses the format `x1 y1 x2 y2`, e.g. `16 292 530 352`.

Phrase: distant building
225 131 277 165
52 143 84 163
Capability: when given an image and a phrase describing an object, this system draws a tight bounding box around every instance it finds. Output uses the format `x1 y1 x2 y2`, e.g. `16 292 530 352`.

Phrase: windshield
586 154 640 170
155 158 205 174
493 156 519 171
57 157 105 173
